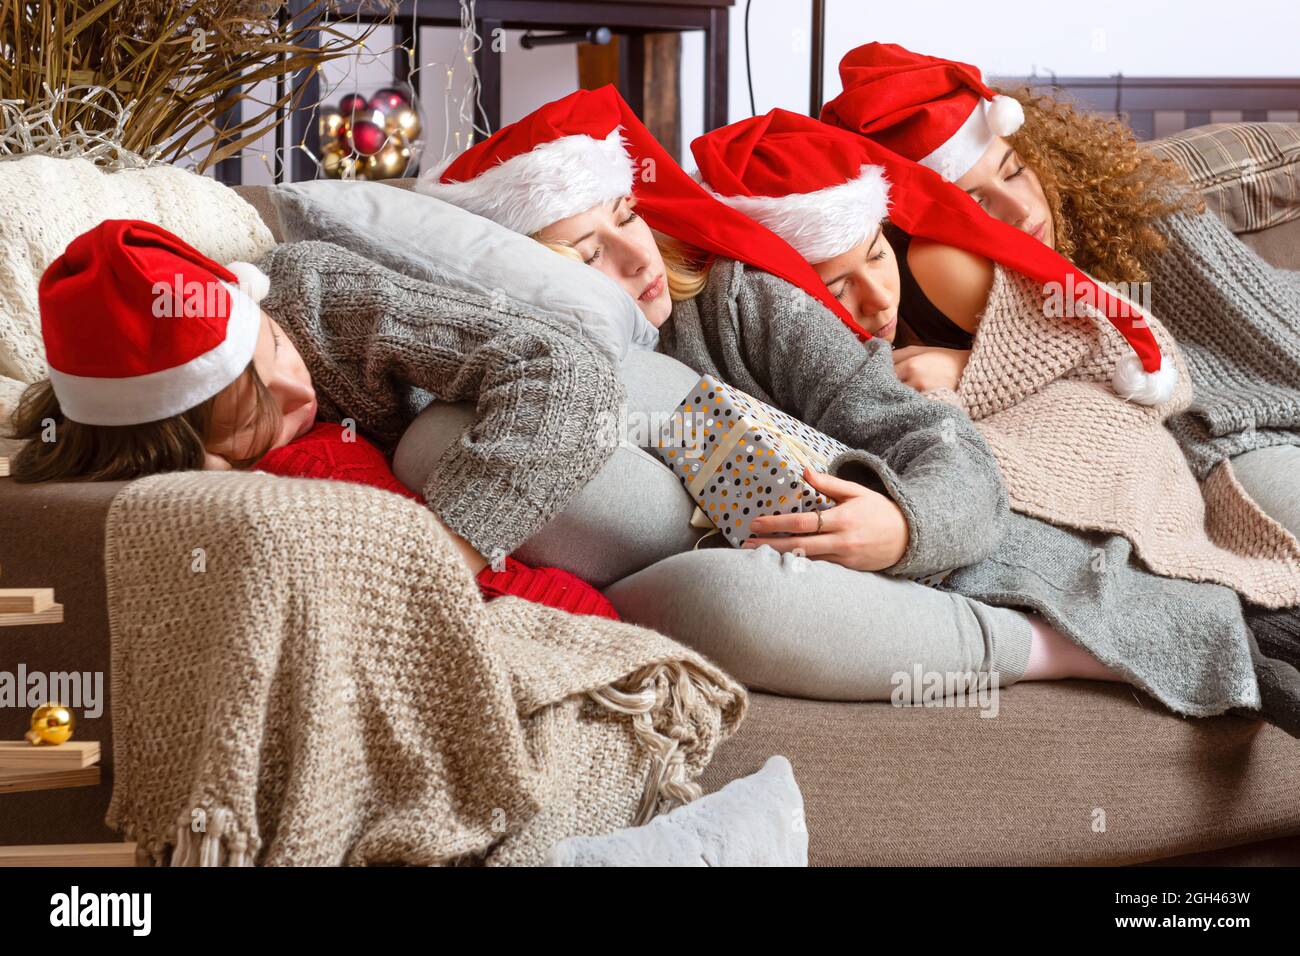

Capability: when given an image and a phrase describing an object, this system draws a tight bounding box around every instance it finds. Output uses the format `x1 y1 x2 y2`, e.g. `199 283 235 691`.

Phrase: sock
1244 603 1300 672
1232 604 1300 739
1023 614 1124 682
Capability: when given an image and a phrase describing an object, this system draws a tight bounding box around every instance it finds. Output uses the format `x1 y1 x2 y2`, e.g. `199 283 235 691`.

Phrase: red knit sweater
255 422 618 620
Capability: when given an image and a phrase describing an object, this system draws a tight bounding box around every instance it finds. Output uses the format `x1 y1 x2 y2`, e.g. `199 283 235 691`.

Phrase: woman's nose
610 233 651 275
274 374 315 414
994 192 1032 228
856 270 894 314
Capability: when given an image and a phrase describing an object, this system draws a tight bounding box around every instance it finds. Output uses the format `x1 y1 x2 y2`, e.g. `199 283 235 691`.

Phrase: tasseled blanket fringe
131 660 728 865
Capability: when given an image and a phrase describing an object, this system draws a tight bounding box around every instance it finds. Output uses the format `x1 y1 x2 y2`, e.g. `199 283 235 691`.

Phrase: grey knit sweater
659 258 1010 579
664 259 1260 716
1149 210 1300 478
258 240 624 561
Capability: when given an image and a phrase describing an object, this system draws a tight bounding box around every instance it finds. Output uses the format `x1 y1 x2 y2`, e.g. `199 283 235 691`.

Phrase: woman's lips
1028 221 1047 242
873 317 897 339
639 274 665 302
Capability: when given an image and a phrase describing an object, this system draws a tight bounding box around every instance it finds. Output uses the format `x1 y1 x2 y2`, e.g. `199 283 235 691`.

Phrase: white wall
232 1 1299 184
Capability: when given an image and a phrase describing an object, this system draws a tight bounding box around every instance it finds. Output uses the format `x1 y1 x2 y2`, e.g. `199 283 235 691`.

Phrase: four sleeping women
11 44 1300 737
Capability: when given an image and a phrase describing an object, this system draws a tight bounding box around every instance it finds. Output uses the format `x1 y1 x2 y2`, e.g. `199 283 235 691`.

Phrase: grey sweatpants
603 543 1033 701
397 348 1036 704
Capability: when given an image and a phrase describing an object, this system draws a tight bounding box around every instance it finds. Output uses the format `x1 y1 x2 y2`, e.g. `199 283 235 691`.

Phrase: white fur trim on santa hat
415 129 636 236
919 95 1024 182
708 165 890 264
227 261 270 304
49 282 262 426
1112 354 1178 406
987 94 1025 137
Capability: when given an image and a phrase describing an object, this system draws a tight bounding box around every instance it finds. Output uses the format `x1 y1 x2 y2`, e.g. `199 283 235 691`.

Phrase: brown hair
6 365 282 483
994 85 1205 284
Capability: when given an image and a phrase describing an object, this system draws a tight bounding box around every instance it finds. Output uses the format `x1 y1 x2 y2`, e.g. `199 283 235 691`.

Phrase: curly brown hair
993 85 1205 284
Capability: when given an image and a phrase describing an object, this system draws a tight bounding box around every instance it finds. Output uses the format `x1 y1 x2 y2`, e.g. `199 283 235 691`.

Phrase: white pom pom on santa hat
1111 354 1178 406
986 94 1025 137
226 261 270 304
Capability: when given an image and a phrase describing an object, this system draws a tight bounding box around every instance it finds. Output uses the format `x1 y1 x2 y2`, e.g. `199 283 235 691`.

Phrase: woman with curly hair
823 41 1300 544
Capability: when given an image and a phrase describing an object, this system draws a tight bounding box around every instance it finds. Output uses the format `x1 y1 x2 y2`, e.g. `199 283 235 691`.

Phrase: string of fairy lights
266 0 489 183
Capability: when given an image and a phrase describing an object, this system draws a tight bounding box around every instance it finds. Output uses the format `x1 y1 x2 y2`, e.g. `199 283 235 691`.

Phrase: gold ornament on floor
25 704 75 746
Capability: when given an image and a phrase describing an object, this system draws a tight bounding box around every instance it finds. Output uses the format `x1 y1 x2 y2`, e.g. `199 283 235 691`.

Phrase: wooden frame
990 75 1300 140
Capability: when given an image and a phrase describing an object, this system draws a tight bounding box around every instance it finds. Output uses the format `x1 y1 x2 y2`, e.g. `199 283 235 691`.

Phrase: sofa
3 121 1300 865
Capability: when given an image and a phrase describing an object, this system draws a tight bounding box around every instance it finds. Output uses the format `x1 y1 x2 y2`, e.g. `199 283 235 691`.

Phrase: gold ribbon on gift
684 410 831 498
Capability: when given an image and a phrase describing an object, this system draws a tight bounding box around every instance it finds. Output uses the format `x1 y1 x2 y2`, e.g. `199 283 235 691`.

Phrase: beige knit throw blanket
930 265 1300 609
103 471 746 866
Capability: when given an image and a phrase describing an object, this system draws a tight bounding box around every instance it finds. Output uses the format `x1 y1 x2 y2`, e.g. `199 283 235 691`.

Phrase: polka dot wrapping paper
653 375 851 548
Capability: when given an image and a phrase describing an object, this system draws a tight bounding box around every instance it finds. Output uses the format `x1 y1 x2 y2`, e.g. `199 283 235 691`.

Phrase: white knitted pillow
0 154 275 386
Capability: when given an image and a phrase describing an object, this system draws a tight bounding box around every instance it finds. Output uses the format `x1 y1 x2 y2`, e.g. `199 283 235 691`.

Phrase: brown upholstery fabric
699 687 1300 866
0 478 127 847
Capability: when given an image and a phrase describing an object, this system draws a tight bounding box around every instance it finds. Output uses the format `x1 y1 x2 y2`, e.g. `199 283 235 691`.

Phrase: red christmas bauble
348 119 388 157
369 87 411 112
339 93 369 118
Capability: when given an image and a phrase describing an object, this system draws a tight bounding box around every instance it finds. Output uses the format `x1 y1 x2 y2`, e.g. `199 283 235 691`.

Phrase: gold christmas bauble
319 108 345 142
373 141 412 179
26 704 74 746
383 106 421 141
320 142 346 179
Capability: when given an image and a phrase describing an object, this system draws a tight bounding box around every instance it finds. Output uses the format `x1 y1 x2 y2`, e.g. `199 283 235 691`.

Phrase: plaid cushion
1148 122 1300 234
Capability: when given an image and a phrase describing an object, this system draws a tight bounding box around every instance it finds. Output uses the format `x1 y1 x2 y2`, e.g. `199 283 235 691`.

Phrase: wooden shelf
0 741 99 770
0 589 54 613
0 765 100 794
0 603 63 627
0 842 137 867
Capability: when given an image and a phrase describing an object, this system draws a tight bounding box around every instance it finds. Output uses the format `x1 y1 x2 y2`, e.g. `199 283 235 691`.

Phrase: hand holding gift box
654 376 950 583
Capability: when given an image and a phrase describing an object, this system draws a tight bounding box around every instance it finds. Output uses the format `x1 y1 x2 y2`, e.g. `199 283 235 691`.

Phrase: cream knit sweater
932 264 1300 609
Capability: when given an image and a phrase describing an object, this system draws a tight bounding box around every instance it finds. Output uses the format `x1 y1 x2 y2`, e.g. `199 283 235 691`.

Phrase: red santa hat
693 110 1176 404
692 109 890 263
821 41 1025 182
39 219 271 426
416 85 866 335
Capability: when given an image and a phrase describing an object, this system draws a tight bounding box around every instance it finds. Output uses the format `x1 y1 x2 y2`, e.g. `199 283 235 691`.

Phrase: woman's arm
905 238 994 334
259 241 625 563
890 239 993 392
725 264 1009 577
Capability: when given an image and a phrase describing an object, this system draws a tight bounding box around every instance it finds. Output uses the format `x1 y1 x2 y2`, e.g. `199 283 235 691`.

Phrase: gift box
653 375 850 548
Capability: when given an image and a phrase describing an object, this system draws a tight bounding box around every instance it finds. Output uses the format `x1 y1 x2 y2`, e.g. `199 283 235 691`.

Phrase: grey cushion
392 349 705 588
268 179 659 365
